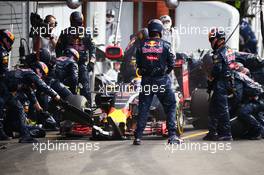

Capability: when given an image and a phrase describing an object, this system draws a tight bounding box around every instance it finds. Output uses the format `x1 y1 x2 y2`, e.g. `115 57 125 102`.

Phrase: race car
55 38 264 139
93 73 185 139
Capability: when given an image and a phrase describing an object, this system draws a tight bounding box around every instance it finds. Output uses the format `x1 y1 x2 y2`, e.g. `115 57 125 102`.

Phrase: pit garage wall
175 1 240 53
0 1 29 68
86 2 106 47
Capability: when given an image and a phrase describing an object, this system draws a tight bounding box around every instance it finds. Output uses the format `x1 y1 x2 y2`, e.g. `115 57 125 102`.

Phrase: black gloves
87 62 95 72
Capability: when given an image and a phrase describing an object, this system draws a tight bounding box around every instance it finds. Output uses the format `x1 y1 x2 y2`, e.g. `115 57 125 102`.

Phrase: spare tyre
61 95 90 124
66 95 89 110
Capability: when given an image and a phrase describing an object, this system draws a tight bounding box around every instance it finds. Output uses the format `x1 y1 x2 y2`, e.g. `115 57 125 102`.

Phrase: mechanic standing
0 29 14 140
106 9 120 45
204 28 235 141
240 18 258 54
33 15 58 56
160 15 180 90
133 19 183 145
121 28 148 83
56 11 96 104
159 15 180 54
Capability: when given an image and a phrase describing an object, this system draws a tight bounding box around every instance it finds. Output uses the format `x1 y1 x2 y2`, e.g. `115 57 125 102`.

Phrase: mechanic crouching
55 48 79 94
133 19 183 145
204 28 235 141
3 68 61 143
237 73 264 139
28 61 58 130
30 49 72 100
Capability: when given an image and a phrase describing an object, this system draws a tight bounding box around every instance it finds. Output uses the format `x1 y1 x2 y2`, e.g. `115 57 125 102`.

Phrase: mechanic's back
55 48 79 94
134 19 182 145
136 36 174 77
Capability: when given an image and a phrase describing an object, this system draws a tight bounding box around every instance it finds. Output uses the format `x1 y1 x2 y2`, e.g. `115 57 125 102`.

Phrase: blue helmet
148 19 163 37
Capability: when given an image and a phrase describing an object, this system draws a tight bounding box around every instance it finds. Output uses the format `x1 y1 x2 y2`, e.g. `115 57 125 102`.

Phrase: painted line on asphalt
182 131 209 139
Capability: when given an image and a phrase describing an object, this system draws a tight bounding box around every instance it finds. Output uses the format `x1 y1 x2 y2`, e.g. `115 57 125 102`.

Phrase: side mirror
105 45 123 61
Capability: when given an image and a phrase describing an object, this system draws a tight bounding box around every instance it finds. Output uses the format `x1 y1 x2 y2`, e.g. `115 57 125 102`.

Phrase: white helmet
159 15 172 30
160 15 172 23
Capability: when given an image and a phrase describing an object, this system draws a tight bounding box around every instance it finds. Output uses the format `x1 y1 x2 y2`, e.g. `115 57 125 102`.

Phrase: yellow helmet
0 29 15 51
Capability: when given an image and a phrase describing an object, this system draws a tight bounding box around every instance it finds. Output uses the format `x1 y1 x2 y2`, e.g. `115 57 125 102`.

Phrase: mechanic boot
248 134 262 140
0 128 10 141
246 127 262 140
261 128 264 139
246 131 262 140
168 135 184 144
203 132 218 141
19 136 38 143
0 133 11 141
133 138 141 145
217 135 233 141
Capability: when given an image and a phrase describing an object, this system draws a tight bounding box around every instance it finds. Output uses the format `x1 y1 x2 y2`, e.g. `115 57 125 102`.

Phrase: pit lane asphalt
0 129 264 175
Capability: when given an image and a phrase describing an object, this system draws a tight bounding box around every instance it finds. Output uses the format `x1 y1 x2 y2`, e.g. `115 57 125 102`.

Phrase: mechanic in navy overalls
0 29 14 140
56 11 96 104
204 28 236 141
133 19 183 145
